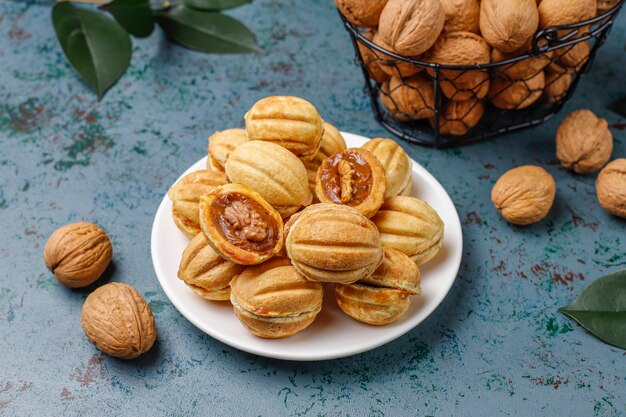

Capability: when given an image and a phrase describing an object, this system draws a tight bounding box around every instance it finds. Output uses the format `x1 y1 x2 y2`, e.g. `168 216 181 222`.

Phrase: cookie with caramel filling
168 170 228 238
361 138 412 198
286 204 384 284
315 148 386 218
302 122 347 200
178 233 245 301
230 257 323 338
207 129 248 172
199 184 284 265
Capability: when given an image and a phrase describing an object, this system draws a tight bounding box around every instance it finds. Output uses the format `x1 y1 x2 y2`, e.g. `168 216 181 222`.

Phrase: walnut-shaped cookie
230 257 324 338
226 141 313 218
207 128 248 173
335 248 420 325
178 232 246 301
315 148 387 218
371 196 444 265
244 96 324 161
199 183 284 265
362 138 412 198
303 122 347 199
286 204 384 284
168 170 228 238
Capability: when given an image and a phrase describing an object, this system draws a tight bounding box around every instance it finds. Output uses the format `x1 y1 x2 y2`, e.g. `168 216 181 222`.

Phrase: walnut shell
315 148 387 218
371 32 421 78
597 0 621 14
432 97 485 136
168 170 228 238
336 0 389 29
440 0 480 34
556 109 613 174
387 74 436 120
357 32 391 84
378 0 445 56
491 165 556 225
361 138 412 197
596 159 626 218
491 47 552 80
544 71 572 103
178 232 246 301
335 283 410 325
207 129 248 173
371 196 444 265
286 204 384 284
538 0 596 28
480 0 539 53
557 41 590 73
422 32 491 101
489 71 545 110
380 81 410 121
43 222 112 288
230 257 324 338
226 141 312 218
81 283 156 359
244 96 323 160
199 183 284 265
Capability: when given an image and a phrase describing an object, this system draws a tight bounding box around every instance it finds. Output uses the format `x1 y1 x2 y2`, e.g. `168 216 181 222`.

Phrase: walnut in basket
480 0 539 53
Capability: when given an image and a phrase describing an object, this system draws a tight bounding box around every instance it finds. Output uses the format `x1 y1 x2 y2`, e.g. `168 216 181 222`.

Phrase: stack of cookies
169 96 445 338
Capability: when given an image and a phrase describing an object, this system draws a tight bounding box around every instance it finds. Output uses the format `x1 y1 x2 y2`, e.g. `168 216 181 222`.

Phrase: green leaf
155 6 263 54
52 3 131 99
100 0 154 38
183 0 252 11
608 96 626 118
559 269 626 349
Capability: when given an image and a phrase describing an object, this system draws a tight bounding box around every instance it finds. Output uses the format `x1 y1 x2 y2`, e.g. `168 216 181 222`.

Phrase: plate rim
151 132 463 361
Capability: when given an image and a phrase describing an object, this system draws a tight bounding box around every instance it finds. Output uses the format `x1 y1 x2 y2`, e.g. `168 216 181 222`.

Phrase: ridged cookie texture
371 196 444 265
335 284 410 325
168 170 228 238
361 247 421 294
286 204 384 284
362 138 412 198
303 122 347 199
244 96 324 161
207 128 248 172
230 257 324 338
178 233 245 301
226 141 313 218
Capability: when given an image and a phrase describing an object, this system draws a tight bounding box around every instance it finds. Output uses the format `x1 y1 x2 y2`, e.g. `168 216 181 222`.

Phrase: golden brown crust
199 184 284 265
226 141 313 218
286 204 384 284
371 196 444 265
168 170 228 238
207 129 248 172
230 258 323 338
362 138 412 197
244 96 323 160
178 233 245 301
361 248 421 294
315 148 387 218
335 283 410 325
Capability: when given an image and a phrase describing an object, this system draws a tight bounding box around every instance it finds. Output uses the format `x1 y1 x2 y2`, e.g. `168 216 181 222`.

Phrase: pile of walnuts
338 0 619 136
490 109 625 225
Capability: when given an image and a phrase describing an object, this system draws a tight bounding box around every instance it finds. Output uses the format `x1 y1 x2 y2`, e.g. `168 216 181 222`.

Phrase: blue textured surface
1 1 625 416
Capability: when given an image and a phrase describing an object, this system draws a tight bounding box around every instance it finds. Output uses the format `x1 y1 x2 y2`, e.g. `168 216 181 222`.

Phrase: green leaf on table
155 6 263 54
559 269 626 349
100 0 154 38
52 2 131 99
608 96 626 118
183 0 252 11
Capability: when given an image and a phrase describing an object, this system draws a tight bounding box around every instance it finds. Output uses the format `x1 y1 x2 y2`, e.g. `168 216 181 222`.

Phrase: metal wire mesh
340 1 625 148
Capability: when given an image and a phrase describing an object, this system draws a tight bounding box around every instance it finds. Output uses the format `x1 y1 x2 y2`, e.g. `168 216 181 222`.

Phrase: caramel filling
320 151 373 206
210 193 279 254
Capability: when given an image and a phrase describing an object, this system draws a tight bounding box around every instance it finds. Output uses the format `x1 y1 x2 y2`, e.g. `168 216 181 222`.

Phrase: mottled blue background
1 1 625 416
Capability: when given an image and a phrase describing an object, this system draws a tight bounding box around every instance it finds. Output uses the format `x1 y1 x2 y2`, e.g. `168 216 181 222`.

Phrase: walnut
556 109 613 174
491 165 556 225
335 0 388 29
338 159 356 203
224 200 268 243
480 0 539 53
596 159 626 218
81 283 156 359
538 0 596 29
489 71 545 110
43 222 112 288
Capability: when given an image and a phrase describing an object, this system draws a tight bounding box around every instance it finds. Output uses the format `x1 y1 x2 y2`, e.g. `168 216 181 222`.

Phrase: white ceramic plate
151 132 463 361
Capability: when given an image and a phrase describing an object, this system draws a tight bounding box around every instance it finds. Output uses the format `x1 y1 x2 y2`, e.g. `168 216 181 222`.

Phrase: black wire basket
340 1 625 148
